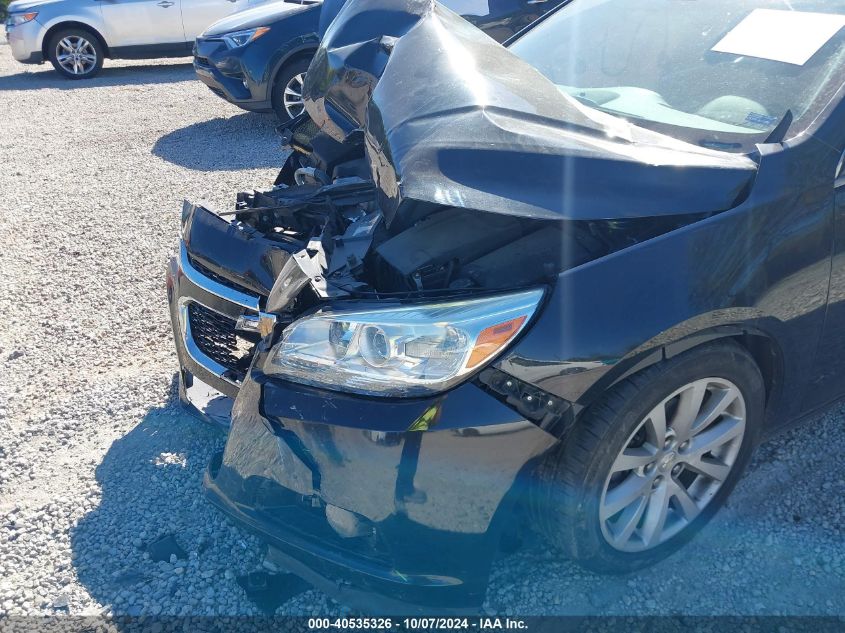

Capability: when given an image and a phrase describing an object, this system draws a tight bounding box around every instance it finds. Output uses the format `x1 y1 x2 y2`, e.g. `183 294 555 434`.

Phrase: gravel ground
1 45 844 619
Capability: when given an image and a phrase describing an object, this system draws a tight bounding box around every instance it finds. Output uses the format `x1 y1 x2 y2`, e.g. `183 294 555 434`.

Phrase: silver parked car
5 0 273 79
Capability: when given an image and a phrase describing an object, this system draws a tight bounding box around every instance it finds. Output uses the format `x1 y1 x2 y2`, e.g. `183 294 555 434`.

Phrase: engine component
458 226 599 289
374 208 523 291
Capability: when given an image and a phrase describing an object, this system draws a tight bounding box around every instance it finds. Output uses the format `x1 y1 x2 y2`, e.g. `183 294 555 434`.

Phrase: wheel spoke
601 474 650 520
608 494 648 546
645 403 667 448
684 454 731 481
669 480 700 520
59 38 74 53
695 385 739 434
640 482 671 547
610 446 656 473
670 380 707 441
688 415 744 456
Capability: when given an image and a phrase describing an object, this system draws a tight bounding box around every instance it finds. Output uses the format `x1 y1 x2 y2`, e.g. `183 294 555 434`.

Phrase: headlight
7 12 38 26
263 289 544 397
221 26 270 48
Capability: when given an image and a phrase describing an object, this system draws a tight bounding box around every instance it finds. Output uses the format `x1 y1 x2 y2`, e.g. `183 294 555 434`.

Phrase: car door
180 0 248 40
801 141 845 410
98 0 187 49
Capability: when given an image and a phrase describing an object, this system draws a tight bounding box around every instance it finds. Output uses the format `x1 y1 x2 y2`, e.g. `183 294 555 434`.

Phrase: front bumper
166 201 307 423
193 37 271 111
167 241 262 402
6 19 44 63
204 363 559 612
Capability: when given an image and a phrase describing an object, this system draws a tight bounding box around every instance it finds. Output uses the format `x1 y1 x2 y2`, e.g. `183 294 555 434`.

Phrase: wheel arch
583 324 785 426
666 328 782 410
41 21 110 60
270 46 317 88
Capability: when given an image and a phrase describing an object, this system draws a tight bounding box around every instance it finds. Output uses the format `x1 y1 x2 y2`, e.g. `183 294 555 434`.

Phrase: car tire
271 58 311 123
531 340 764 573
48 28 104 79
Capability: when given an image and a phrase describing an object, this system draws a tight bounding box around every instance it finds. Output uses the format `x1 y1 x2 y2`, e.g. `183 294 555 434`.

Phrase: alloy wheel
56 36 98 76
599 378 746 552
283 72 306 119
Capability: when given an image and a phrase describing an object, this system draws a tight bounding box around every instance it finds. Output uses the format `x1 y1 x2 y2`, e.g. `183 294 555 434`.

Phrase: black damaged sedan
167 0 845 612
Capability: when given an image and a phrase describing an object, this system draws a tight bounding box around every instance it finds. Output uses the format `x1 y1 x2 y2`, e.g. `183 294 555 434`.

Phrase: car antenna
764 109 794 144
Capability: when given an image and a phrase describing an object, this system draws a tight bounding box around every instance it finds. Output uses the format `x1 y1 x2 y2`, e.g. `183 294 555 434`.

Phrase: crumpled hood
202 0 314 36
303 0 757 226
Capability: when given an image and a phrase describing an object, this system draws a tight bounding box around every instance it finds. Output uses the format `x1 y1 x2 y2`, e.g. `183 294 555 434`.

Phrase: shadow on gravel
69 375 265 616
0 61 195 91
152 113 283 171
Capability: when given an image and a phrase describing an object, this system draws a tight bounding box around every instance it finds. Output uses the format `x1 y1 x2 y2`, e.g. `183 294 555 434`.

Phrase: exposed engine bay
209 116 709 321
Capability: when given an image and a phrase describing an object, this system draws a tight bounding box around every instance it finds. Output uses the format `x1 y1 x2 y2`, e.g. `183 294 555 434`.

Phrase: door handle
157 1 174 7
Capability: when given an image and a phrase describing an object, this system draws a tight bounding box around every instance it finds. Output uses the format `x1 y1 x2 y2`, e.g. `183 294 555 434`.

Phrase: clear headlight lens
222 26 270 48
7 12 38 26
263 289 544 397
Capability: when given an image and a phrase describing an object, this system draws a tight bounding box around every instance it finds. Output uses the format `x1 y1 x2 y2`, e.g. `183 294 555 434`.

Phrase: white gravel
1 45 844 618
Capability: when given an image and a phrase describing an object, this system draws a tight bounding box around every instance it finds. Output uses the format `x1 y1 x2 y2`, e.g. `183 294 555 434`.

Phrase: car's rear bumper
204 366 559 611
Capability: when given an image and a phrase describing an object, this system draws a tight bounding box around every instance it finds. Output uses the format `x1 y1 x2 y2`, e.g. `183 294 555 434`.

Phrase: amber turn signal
467 316 527 369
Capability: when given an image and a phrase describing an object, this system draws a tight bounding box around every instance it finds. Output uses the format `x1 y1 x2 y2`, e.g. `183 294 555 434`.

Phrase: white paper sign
712 8 845 66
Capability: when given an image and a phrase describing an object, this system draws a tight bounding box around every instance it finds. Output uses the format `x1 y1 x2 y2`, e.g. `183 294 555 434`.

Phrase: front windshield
509 0 845 151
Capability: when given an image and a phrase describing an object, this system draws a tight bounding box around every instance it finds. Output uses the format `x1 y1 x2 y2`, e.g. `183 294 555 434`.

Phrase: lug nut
644 462 656 475
652 475 664 489
679 440 690 452
671 464 684 477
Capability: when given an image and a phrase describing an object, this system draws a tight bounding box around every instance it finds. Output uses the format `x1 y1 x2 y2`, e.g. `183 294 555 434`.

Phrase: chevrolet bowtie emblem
236 312 277 338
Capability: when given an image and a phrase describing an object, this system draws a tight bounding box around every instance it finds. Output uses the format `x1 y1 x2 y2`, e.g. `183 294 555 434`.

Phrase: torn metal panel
181 202 299 297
